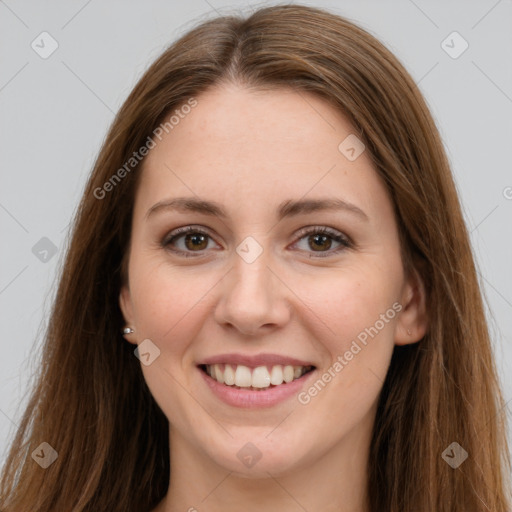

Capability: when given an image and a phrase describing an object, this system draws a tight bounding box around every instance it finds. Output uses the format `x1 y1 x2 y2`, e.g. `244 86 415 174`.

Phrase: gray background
1 0 511 464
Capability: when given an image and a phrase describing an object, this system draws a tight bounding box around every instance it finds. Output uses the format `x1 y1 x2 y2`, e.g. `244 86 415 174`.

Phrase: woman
1 4 510 511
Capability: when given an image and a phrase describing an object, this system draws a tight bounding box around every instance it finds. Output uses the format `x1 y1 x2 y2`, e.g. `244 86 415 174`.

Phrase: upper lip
198 353 316 368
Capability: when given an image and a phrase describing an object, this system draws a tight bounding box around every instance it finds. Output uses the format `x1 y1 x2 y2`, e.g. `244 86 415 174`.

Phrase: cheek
128 265 215 422
296 263 400 406
130 254 401 351
296 262 400 345
129 262 218 356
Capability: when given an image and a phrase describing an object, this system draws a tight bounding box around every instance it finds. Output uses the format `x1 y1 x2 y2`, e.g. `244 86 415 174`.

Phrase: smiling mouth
199 363 316 390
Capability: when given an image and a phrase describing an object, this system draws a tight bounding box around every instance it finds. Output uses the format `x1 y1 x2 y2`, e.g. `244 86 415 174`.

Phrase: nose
214 247 291 336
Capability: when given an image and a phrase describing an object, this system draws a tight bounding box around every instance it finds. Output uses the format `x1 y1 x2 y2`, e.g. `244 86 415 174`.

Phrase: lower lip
198 367 316 408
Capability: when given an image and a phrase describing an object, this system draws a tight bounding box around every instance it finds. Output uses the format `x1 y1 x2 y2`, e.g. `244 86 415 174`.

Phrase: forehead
160 84 355 155
136 84 393 225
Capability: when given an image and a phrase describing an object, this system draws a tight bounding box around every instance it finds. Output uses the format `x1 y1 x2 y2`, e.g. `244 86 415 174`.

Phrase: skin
119 83 428 512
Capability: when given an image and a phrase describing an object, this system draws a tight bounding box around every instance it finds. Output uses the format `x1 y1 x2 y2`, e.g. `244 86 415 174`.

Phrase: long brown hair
1 4 510 511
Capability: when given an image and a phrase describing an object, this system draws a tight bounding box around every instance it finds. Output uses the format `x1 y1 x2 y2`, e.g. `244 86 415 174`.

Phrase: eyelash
161 225 353 259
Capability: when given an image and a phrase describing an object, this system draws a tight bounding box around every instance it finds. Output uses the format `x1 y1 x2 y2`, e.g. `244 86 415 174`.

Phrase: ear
394 266 428 346
119 285 137 345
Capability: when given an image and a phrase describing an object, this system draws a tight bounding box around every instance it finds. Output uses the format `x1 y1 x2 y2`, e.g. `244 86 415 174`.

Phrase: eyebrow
145 196 369 222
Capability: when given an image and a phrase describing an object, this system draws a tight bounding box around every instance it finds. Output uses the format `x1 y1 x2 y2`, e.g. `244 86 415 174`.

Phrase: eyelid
161 225 216 257
293 225 351 244
290 225 352 258
161 224 352 258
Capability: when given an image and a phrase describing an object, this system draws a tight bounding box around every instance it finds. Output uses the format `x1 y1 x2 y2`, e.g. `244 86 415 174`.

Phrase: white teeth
224 364 235 385
252 366 271 388
234 365 252 387
214 364 224 384
270 365 283 385
283 365 294 383
205 363 312 388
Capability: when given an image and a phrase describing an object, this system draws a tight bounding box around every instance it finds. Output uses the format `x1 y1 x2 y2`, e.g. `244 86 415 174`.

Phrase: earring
407 329 412 336
123 326 135 334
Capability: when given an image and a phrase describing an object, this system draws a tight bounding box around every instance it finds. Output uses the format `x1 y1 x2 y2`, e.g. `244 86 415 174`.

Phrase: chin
202 431 311 478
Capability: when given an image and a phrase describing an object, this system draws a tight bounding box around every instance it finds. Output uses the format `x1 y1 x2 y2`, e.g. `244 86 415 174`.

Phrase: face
120 83 426 478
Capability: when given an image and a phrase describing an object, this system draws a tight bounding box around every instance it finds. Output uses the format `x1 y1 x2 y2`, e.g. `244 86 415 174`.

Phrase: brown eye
308 233 333 251
162 225 352 259
293 226 352 258
162 226 217 257
182 232 209 251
